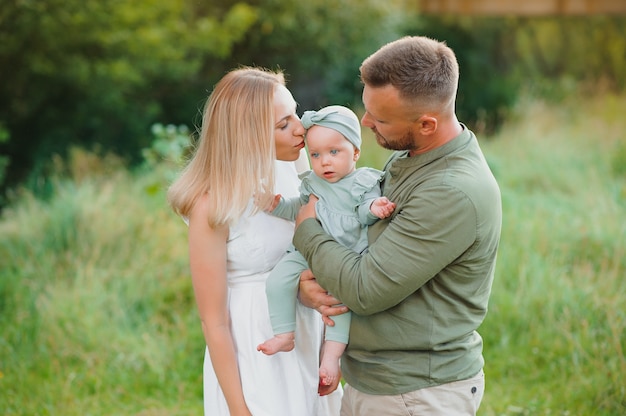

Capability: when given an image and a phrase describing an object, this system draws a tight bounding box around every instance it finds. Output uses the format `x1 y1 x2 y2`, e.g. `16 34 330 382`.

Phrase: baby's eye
330 149 339 155
310 152 319 158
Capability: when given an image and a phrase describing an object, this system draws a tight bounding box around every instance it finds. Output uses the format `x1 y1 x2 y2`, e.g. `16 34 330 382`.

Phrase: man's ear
418 115 437 135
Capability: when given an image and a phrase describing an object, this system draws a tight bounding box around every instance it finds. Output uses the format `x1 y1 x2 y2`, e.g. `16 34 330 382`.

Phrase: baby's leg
259 251 308 355
257 332 295 355
320 306 350 385
319 340 346 386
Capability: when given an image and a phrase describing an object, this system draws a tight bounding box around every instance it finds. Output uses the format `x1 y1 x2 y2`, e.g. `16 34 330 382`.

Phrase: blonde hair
167 67 285 227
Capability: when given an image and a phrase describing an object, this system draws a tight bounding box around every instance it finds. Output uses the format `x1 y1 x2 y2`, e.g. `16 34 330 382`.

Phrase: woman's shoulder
189 194 225 229
191 192 212 214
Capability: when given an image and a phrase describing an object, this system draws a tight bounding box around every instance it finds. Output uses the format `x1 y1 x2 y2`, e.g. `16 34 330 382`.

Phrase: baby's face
306 125 360 183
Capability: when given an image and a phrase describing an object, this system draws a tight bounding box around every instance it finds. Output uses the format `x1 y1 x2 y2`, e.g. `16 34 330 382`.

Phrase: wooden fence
417 0 626 15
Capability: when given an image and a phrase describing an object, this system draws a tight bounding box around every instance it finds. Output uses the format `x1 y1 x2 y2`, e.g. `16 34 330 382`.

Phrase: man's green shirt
294 126 502 394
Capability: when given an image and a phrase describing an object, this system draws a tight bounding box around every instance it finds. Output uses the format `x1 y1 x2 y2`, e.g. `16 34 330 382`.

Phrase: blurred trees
0 0 625 208
0 0 403 206
405 15 626 133
407 17 520 134
512 17 626 90
0 0 258 202
218 0 403 109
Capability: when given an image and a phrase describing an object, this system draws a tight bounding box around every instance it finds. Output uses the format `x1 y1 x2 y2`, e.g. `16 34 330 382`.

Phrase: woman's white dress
202 160 342 415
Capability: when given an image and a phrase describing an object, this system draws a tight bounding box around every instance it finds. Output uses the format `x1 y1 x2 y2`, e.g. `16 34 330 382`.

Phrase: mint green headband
301 105 362 150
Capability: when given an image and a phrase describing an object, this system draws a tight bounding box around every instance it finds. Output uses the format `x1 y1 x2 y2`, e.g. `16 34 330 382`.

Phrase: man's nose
361 112 374 128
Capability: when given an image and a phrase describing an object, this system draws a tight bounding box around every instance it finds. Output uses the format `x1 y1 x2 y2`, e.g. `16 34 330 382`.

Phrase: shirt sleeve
293 185 477 315
271 195 305 221
356 190 383 226
353 168 385 226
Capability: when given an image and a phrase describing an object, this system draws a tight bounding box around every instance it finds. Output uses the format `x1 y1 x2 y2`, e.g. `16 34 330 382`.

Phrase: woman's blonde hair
167 67 285 227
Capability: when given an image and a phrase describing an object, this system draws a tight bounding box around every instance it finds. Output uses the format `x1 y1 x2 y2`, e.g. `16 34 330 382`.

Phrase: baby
257 105 395 387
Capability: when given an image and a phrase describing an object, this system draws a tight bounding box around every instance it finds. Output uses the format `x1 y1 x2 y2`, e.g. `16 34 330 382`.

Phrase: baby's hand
370 197 396 219
254 193 282 212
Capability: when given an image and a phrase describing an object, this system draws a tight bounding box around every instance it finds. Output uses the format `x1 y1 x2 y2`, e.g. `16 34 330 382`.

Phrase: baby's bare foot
256 333 295 355
319 340 344 385
319 367 338 387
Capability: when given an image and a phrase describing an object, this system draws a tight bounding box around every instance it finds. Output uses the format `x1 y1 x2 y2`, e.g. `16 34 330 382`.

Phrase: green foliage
215 0 407 109
0 0 409 209
512 16 626 91
142 123 192 171
404 15 626 134
404 17 520 134
1 89 625 415
2 2 626 213
0 124 8 203
612 141 626 178
0 0 258 205
140 123 194 196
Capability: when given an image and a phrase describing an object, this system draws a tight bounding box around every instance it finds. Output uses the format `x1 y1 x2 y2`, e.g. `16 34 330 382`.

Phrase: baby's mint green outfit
267 167 384 343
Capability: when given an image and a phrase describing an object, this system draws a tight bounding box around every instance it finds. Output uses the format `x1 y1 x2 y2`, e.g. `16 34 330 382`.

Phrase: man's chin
375 135 390 149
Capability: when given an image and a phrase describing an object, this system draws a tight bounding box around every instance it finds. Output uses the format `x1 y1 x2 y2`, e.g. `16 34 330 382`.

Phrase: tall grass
475 93 626 415
0 160 202 415
1 92 625 415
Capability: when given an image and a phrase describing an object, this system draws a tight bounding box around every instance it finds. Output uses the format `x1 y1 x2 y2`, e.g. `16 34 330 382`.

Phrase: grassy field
472 93 626 415
1 91 625 415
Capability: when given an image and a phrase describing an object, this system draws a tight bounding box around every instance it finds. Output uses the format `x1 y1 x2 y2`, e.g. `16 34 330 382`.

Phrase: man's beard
373 128 416 152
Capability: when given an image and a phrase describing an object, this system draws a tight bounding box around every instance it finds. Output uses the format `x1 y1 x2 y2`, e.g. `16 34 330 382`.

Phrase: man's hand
298 269 348 327
295 194 319 228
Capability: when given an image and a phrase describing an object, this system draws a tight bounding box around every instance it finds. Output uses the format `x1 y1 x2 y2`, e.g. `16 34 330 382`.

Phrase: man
295 36 502 415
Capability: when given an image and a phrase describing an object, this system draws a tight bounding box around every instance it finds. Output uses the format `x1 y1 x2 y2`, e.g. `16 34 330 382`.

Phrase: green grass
475 94 626 415
0 169 203 415
1 91 625 415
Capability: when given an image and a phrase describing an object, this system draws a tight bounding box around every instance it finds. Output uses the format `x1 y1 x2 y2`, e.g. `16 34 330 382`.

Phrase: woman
167 67 341 416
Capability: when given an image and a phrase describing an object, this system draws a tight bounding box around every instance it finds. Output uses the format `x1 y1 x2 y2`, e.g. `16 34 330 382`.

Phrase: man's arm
294 189 477 315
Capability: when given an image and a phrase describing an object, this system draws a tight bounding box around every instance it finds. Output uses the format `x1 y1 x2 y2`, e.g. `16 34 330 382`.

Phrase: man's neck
409 118 462 157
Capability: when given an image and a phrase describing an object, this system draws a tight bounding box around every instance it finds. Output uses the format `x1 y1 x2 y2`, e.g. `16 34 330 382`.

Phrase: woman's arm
188 195 251 416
